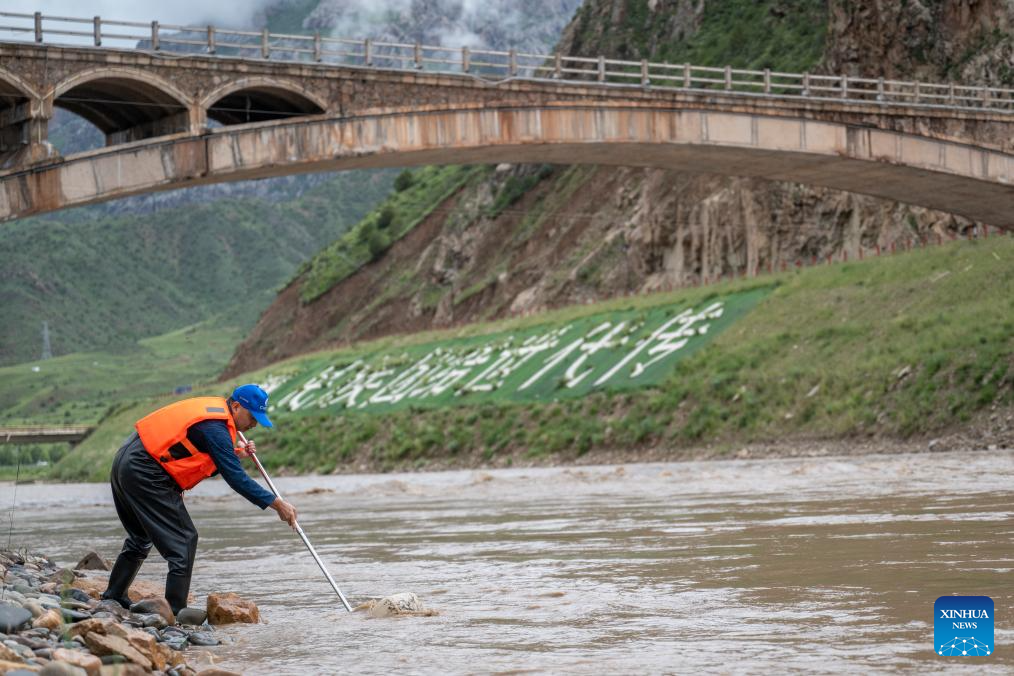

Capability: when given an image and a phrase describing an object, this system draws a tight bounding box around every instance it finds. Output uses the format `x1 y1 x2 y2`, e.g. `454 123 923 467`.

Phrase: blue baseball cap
232 384 273 428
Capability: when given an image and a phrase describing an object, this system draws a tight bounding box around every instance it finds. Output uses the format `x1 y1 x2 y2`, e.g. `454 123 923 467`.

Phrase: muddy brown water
4 450 1012 674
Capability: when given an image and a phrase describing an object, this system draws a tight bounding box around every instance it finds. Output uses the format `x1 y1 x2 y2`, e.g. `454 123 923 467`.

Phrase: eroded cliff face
224 0 1011 377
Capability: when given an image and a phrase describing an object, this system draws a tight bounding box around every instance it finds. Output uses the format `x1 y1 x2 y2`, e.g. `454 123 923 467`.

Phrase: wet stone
163 637 187 651
187 632 219 647
59 609 91 623
0 602 33 632
59 589 91 605
175 608 207 626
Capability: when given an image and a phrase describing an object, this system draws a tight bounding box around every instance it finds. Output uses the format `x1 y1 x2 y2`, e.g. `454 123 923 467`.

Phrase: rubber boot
101 555 142 609
164 571 192 616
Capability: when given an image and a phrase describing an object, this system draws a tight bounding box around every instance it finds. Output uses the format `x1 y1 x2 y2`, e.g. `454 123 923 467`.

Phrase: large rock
0 659 39 673
0 601 33 632
206 593 259 625
50 649 101 676
358 592 436 618
176 607 208 625
128 598 173 626
82 632 151 670
74 553 110 572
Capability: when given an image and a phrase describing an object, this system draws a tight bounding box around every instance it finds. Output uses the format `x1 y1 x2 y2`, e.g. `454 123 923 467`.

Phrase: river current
4 449 1012 674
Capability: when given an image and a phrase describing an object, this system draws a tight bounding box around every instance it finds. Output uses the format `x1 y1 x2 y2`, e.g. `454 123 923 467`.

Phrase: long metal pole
238 431 353 612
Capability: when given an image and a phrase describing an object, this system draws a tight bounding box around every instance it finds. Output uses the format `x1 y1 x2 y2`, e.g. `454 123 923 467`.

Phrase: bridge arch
0 106 1011 226
202 78 327 126
51 68 192 144
0 70 40 106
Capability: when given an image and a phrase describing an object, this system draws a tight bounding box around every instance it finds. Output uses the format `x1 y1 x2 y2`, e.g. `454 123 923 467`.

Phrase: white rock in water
363 592 426 618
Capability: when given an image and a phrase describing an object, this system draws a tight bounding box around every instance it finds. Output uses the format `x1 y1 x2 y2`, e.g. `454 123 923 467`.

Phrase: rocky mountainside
225 0 1012 376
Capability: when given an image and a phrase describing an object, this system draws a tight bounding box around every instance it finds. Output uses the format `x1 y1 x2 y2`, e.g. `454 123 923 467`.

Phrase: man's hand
235 439 256 458
270 497 298 529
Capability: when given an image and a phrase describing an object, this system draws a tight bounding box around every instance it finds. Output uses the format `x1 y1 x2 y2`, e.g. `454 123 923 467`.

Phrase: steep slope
227 0 1010 376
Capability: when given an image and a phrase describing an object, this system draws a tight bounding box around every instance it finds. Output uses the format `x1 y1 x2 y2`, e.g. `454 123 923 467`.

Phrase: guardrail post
840 74 848 98
93 16 101 46
876 77 884 102
364 38 372 66
683 63 691 88
509 49 517 77
151 21 160 50
724 64 732 90
206 25 215 54
261 29 270 58
802 72 810 96
981 86 990 107
913 81 920 104
598 55 606 82
948 83 956 105
313 31 321 62
763 68 771 94
414 42 422 69
641 59 649 87
553 52 562 79
34 12 42 43
462 46 470 73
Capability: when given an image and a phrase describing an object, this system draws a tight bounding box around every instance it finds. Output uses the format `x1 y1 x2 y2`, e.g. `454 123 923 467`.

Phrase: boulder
32 609 64 630
128 598 173 626
82 632 151 670
0 660 39 673
176 607 207 625
74 553 110 572
206 593 259 625
0 601 33 632
50 650 101 676
358 592 435 618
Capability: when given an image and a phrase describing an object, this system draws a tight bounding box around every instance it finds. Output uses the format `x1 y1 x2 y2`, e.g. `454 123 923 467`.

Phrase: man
102 384 298 615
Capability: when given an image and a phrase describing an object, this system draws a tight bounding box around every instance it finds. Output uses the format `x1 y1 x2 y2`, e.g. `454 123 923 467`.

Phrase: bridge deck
0 425 94 445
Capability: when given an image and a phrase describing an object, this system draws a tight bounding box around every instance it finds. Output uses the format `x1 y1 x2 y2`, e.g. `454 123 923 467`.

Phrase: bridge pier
0 95 59 168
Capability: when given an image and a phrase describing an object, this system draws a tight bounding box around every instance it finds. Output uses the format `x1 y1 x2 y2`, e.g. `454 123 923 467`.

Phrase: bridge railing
1 10 1013 113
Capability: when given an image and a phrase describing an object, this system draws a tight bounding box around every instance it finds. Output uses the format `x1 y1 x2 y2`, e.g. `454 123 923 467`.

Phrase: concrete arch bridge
0 21 1012 226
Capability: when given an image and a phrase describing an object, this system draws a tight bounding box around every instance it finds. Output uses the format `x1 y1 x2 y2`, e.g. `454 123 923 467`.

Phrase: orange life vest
135 396 238 490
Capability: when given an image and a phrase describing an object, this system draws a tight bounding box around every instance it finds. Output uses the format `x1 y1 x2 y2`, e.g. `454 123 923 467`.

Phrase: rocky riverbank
0 549 251 676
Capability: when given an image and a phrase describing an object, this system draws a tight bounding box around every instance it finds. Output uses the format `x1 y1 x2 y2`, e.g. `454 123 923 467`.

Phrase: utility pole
41 321 52 360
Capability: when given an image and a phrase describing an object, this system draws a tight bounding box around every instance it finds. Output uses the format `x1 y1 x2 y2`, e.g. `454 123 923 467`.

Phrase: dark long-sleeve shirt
187 420 276 509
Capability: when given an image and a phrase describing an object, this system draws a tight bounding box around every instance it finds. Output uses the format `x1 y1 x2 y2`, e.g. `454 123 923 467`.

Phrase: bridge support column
0 98 59 168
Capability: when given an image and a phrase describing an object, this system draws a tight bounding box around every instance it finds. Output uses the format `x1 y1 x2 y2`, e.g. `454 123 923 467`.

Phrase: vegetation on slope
563 0 827 72
49 237 1014 481
298 165 480 303
0 170 395 366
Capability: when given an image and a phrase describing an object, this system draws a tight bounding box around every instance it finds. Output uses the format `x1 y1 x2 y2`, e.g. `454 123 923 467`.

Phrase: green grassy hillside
50 236 1014 481
0 170 395 366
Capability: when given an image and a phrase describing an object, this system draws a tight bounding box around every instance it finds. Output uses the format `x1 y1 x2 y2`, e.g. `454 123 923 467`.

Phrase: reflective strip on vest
135 396 238 490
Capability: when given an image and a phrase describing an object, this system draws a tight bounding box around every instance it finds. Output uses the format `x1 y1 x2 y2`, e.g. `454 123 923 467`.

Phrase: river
4 449 1012 674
